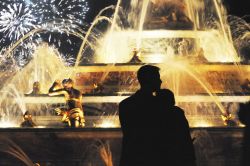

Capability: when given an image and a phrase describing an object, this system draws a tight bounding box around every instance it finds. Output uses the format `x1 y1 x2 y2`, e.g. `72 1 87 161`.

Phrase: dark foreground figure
238 102 250 166
119 65 196 166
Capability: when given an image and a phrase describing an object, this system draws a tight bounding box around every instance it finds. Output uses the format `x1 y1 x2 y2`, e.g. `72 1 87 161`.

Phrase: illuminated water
0 0 249 128
0 1 249 166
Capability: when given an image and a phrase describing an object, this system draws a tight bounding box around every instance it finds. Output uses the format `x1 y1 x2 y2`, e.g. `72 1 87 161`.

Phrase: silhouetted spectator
157 88 196 164
119 65 196 166
238 102 250 166
156 88 175 107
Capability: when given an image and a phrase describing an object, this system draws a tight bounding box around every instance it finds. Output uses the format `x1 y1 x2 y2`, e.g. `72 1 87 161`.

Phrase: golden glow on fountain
96 29 240 63
7 43 75 94
0 121 18 128
200 31 240 62
191 121 213 128
93 0 240 64
95 120 119 128
0 0 246 128
95 31 132 63
24 43 73 92
35 126 46 128
0 43 74 127
94 115 120 128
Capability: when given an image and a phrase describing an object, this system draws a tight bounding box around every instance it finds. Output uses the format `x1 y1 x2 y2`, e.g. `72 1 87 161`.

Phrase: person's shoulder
173 106 185 114
162 88 174 93
120 95 134 104
119 93 137 107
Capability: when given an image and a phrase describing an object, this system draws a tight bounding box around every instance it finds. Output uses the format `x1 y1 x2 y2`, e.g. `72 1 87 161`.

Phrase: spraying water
0 43 71 126
0 0 249 128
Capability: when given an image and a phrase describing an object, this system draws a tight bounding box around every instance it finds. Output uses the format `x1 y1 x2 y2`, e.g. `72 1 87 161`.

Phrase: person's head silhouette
137 65 162 92
157 89 175 106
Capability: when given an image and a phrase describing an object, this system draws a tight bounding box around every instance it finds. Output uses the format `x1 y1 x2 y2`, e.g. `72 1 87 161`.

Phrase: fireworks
0 2 37 41
0 0 89 41
228 15 250 61
0 0 90 67
31 0 89 24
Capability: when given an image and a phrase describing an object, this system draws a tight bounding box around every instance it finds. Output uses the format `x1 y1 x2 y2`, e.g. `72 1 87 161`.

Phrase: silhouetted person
119 65 196 166
156 88 175 107
156 89 196 165
238 102 250 166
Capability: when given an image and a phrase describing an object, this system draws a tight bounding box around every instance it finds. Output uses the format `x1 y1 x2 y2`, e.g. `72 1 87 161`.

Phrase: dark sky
224 0 250 22
86 0 250 23
85 0 117 23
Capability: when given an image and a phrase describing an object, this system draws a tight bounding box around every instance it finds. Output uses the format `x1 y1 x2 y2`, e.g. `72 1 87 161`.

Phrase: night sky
85 0 117 23
224 0 250 22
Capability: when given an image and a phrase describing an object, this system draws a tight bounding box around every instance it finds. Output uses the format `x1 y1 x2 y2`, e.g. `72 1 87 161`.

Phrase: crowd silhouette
119 65 196 166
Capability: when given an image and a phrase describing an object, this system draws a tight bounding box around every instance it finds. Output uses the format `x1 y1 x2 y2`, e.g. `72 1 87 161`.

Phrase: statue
48 79 85 127
20 111 36 127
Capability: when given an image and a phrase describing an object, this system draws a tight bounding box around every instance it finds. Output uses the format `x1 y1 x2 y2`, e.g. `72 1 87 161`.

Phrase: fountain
0 0 249 165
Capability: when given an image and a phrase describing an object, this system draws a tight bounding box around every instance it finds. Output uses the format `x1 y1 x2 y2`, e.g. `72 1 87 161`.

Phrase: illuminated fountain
0 43 73 127
72 0 247 127
93 0 239 63
0 0 249 165
0 0 249 128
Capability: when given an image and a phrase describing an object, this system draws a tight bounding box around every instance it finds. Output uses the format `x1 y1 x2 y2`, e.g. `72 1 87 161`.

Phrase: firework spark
0 2 37 41
31 0 89 24
0 0 90 67
0 0 89 42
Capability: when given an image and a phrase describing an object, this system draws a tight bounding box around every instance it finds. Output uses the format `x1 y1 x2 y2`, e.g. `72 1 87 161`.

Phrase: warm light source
191 121 213 127
0 121 18 128
94 116 120 128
